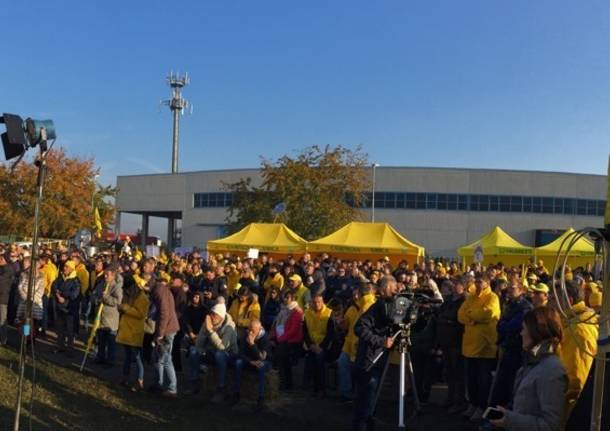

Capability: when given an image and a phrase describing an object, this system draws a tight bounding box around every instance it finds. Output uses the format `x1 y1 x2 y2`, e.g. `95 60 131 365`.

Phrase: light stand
13 144 48 431
1 114 56 431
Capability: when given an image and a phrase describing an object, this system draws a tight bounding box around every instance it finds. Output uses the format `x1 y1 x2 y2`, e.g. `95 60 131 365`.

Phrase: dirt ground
0 327 478 431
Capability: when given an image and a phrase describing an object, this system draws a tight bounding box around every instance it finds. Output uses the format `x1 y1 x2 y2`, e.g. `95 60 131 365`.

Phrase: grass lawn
0 346 345 431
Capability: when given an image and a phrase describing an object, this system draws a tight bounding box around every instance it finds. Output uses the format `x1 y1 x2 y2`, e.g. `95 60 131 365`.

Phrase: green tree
225 145 369 240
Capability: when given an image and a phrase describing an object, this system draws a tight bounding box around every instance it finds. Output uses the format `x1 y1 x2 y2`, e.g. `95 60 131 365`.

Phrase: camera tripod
367 323 421 430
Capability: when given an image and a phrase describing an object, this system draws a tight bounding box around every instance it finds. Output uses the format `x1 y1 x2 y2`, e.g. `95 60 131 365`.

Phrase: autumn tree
0 147 116 239
225 145 370 240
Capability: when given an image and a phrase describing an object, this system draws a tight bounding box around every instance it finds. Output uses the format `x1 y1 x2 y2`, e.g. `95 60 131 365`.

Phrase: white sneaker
470 407 484 422
462 404 476 418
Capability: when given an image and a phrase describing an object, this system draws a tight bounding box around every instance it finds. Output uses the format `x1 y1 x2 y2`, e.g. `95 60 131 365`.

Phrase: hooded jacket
457 286 501 359
558 301 598 419
116 288 150 347
195 313 238 355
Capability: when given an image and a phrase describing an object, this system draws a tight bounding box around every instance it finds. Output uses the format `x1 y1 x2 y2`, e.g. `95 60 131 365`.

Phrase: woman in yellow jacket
116 281 150 391
457 275 500 422
228 285 261 338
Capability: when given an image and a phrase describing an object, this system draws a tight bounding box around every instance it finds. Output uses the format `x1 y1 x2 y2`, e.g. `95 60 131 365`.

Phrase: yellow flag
94 207 103 236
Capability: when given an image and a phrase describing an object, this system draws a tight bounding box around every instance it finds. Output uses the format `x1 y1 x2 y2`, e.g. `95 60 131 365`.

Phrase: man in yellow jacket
337 282 377 401
557 280 598 425
303 289 334 397
457 274 500 422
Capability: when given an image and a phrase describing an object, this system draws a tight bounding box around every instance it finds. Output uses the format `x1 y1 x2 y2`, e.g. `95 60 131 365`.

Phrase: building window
194 191 606 216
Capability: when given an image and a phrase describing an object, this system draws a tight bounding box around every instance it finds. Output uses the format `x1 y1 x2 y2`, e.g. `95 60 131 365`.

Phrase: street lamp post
371 163 380 222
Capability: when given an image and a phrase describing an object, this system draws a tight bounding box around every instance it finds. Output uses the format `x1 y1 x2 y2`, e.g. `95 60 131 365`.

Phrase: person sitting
235 318 272 407
261 286 281 331
228 285 261 338
188 302 239 402
272 289 304 392
303 289 334 397
183 291 206 351
489 306 567 431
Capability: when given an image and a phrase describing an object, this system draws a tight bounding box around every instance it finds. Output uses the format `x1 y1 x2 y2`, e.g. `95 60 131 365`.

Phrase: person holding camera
352 275 398 431
488 306 567 431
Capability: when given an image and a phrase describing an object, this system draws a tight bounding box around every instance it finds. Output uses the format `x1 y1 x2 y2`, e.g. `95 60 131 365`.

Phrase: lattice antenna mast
161 71 192 173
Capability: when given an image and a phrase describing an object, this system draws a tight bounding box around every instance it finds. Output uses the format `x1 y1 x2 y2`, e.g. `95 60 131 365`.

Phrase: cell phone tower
161 71 192 173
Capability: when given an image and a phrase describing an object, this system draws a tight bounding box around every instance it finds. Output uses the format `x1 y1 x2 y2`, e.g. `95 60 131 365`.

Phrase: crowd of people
0 238 606 431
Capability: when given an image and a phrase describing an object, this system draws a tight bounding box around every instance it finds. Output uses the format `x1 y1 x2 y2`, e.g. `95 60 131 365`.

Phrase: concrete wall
116 167 607 255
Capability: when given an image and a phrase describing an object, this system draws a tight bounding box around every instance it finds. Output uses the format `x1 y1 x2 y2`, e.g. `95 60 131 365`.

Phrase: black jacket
354 298 394 370
435 294 465 349
497 295 533 352
239 331 270 363
0 263 15 305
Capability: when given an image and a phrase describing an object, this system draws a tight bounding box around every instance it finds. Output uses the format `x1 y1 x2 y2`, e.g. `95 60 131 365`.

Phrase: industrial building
115 167 607 257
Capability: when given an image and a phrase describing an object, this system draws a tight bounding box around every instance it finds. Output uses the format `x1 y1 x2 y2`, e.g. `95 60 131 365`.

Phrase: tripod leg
371 352 391 417
399 351 406 429
405 351 421 412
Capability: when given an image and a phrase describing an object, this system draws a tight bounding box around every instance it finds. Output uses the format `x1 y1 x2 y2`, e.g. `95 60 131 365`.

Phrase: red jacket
277 307 304 344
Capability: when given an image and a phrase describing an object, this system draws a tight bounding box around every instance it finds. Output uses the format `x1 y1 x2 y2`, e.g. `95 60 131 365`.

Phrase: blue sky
2 1 609 235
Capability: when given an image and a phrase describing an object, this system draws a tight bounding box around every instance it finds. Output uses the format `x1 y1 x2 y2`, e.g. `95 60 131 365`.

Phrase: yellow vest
76 264 90 296
227 270 241 297
228 299 261 329
305 305 332 346
343 293 377 360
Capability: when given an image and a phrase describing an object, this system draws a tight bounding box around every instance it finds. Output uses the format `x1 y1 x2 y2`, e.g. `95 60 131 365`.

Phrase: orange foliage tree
0 147 115 239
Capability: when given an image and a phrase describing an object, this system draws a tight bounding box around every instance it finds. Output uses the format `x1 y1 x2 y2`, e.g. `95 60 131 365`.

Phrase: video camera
386 290 443 327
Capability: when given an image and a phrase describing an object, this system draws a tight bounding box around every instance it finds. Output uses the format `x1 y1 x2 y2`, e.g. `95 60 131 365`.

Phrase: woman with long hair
490 306 567 431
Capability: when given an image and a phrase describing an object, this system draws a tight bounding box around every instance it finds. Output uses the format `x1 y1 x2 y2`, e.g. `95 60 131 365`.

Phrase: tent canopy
458 226 532 266
535 228 596 270
207 223 307 255
535 228 595 257
308 222 425 259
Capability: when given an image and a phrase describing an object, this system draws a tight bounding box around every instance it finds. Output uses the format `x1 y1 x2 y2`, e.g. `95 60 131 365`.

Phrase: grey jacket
505 347 567 431
99 275 124 331
195 314 238 355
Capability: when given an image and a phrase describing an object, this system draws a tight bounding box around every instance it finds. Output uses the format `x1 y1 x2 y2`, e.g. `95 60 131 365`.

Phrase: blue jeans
338 351 354 397
96 328 117 364
235 359 272 397
123 345 144 381
188 348 239 390
154 333 177 393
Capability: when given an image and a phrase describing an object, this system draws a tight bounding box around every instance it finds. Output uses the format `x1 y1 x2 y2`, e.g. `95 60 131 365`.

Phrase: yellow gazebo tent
308 222 425 265
458 226 533 267
535 228 596 270
207 223 307 259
